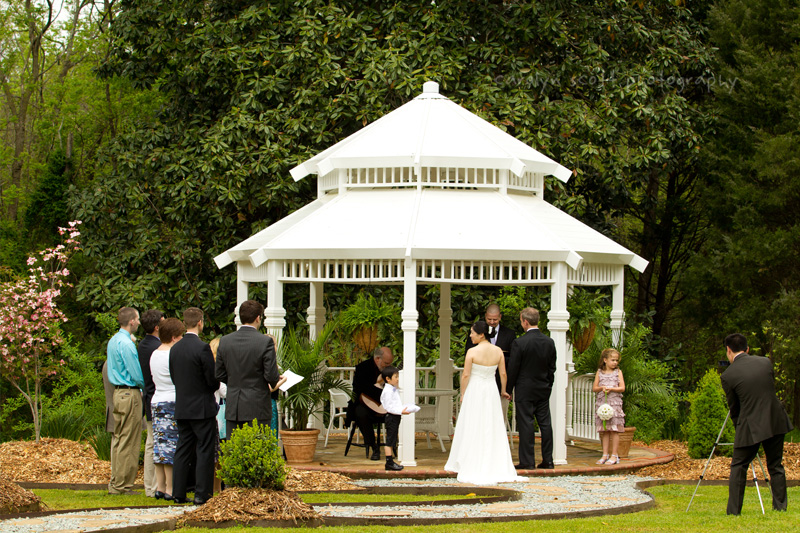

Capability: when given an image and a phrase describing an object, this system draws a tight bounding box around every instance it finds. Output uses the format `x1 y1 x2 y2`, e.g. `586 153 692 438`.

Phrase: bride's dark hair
472 320 490 338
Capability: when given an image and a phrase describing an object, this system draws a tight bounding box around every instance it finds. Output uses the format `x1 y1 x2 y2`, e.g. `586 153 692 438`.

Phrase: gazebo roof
290 82 572 182
214 188 646 272
215 81 646 276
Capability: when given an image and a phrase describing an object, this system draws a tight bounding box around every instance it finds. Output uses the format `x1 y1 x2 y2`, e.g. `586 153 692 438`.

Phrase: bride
445 320 526 485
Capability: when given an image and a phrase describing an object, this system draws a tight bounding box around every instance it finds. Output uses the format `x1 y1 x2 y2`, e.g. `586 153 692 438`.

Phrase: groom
506 307 557 470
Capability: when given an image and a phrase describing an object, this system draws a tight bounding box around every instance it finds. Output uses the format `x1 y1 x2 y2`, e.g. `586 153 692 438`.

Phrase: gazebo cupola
215 81 646 466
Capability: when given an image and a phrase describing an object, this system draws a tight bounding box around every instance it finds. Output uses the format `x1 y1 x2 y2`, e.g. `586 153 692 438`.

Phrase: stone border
296 485 520 507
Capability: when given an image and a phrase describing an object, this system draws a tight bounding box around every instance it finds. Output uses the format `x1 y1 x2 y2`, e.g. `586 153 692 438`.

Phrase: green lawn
34 484 800 532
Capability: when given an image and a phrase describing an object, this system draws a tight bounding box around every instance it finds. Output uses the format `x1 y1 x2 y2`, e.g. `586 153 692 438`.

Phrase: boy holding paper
379 366 419 471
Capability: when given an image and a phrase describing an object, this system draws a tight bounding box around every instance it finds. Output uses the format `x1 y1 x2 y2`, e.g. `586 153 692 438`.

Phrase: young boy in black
379 366 411 471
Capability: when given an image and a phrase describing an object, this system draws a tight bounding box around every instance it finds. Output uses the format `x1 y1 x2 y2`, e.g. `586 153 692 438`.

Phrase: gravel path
0 475 654 530
318 475 654 520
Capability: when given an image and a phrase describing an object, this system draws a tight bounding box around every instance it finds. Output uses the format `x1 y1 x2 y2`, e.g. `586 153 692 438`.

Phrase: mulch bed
179 488 319 525
0 438 141 484
0 479 43 514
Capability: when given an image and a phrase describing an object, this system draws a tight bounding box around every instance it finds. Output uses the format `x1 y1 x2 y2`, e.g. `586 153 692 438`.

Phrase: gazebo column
263 261 287 340
234 265 250 328
307 282 326 340
399 257 419 466
435 282 454 438
549 262 570 465
610 266 625 345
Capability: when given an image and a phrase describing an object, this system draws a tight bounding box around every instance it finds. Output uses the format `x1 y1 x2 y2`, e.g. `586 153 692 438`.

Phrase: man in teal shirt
107 307 144 495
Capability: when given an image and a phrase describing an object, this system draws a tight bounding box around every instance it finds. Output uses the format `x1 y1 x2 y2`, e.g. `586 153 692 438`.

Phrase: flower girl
592 348 626 465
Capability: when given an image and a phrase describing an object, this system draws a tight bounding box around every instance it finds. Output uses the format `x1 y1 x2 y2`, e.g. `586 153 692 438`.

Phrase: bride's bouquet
597 392 614 430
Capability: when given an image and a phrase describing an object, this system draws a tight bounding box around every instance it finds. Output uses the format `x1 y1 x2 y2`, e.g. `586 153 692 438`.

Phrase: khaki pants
109 388 142 494
144 418 156 497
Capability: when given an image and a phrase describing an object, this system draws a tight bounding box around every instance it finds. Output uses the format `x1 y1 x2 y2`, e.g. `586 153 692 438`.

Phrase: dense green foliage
677 0 800 423
219 421 286 490
683 369 734 459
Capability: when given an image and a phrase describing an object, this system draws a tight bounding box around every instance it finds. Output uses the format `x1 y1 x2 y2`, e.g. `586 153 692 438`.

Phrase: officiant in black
349 346 394 460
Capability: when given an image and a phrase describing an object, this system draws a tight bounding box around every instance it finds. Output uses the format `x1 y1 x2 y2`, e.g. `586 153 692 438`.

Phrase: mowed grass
32 489 190 510
34 484 800 532
33 489 481 509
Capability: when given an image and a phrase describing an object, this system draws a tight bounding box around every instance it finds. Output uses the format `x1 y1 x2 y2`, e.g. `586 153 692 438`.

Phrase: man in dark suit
351 346 394 460
137 309 163 498
506 307 557 470
464 304 516 402
169 307 219 505
215 300 281 438
720 333 793 515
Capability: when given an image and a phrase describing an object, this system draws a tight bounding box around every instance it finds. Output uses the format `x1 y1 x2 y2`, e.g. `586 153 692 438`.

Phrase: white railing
568 373 600 442
323 366 599 443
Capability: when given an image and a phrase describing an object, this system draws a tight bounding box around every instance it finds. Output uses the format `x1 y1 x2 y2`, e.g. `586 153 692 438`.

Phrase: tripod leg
752 461 765 514
755 451 773 499
687 411 732 512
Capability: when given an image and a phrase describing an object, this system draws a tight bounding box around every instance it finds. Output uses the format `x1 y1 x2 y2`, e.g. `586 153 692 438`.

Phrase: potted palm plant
277 320 351 463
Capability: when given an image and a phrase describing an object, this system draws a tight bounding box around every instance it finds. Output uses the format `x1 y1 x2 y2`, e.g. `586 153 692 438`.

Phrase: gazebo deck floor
292 434 673 478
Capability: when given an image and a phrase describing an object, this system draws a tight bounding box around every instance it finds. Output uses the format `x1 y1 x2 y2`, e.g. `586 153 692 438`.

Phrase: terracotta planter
280 428 320 464
617 426 636 459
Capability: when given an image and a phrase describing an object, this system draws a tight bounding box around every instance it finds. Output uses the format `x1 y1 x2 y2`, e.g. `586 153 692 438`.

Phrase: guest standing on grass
170 307 220 506
720 333 793 515
215 300 280 438
592 348 625 466
149 318 185 501
106 307 144 495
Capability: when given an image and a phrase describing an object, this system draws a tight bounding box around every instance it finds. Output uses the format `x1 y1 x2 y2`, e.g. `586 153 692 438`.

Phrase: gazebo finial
422 80 439 94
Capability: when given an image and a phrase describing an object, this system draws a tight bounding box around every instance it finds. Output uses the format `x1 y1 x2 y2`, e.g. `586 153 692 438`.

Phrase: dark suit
215 325 280 437
138 334 161 421
506 328 557 468
350 358 386 450
465 324 515 392
169 332 220 502
721 353 793 514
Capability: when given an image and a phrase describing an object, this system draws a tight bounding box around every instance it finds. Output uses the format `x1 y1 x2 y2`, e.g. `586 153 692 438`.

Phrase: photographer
720 333 793 515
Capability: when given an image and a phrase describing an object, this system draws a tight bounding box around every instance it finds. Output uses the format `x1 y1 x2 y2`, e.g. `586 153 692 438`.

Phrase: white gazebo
215 81 646 466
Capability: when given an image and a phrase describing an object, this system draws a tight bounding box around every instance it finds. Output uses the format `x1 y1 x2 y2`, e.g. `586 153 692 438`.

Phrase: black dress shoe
385 460 404 471
370 448 381 461
537 462 555 469
154 491 165 500
171 496 190 504
514 464 533 470
193 496 210 505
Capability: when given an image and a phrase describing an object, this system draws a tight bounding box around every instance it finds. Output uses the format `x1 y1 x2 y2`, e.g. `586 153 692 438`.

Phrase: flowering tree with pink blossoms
0 221 81 442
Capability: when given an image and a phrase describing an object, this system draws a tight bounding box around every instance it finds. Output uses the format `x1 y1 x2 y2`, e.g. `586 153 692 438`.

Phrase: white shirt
380 383 404 415
150 347 176 404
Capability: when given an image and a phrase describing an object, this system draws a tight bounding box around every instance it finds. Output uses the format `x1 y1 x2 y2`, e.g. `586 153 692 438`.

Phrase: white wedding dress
444 363 527 485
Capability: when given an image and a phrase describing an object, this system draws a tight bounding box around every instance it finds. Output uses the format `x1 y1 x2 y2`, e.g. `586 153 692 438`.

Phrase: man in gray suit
721 333 793 515
215 300 281 438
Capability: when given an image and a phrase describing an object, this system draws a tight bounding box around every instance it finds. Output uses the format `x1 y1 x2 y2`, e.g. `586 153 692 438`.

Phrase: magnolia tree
0 221 81 442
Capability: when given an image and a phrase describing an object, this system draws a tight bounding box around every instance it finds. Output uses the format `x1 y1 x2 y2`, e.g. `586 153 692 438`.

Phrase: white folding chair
325 388 350 447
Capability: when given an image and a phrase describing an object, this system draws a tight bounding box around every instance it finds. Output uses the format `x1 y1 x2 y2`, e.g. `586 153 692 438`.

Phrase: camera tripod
686 410 771 513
